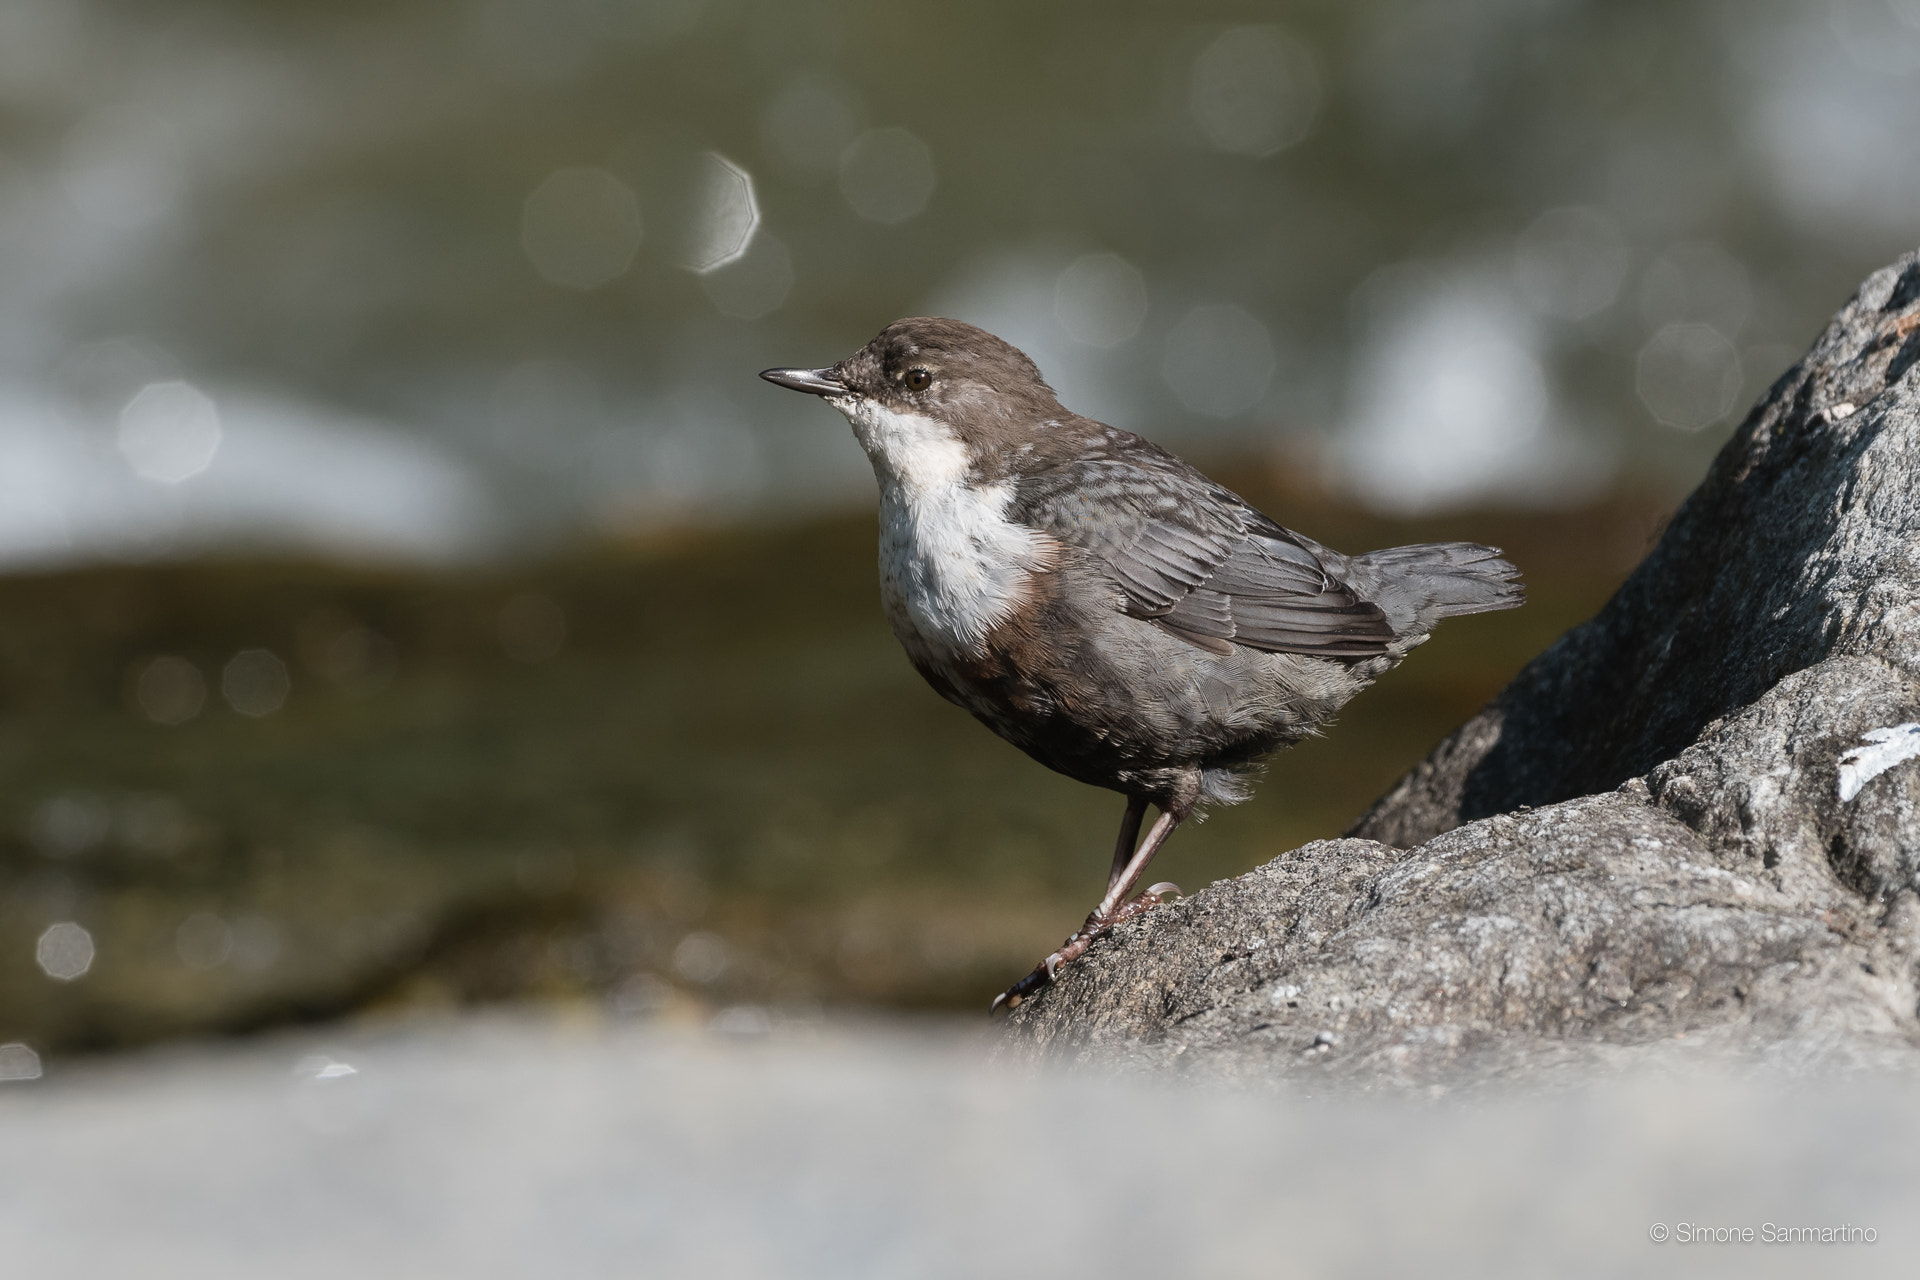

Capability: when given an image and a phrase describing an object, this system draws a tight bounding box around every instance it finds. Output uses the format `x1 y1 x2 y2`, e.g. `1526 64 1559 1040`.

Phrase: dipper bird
762 318 1523 1010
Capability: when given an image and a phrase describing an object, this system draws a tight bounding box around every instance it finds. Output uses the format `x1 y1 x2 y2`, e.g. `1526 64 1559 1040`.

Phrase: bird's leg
1085 806 1184 929
992 801 1188 1012
1106 794 1148 894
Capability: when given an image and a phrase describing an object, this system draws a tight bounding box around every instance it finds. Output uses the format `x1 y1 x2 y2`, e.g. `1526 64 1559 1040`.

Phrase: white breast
836 399 1052 657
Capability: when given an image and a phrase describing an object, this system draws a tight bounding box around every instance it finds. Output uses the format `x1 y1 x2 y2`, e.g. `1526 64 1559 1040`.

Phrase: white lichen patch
1837 723 1920 802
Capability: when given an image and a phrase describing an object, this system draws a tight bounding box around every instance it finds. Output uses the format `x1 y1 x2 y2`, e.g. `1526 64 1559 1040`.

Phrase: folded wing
1009 435 1396 658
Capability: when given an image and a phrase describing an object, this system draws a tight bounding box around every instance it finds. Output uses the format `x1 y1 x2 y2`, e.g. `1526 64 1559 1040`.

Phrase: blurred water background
3 0 1920 1063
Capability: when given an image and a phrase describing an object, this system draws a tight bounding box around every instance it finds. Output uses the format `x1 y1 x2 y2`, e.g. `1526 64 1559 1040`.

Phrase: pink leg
1106 794 1148 894
1093 807 1180 922
993 798 1188 1012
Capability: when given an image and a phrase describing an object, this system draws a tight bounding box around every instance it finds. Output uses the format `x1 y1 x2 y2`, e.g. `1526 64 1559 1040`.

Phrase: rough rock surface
1001 251 1920 1083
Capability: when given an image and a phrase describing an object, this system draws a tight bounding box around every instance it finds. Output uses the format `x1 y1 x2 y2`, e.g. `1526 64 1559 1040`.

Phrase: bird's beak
759 366 847 397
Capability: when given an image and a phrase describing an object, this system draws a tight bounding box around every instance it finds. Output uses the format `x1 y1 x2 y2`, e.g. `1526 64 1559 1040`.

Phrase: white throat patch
835 398 1052 656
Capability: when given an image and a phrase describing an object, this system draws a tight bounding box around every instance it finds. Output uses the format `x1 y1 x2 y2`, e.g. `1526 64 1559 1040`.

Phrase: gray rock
1001 251 1920 1082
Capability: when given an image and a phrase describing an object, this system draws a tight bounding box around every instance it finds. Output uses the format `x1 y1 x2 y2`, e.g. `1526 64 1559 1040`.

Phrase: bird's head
761 318 1066 483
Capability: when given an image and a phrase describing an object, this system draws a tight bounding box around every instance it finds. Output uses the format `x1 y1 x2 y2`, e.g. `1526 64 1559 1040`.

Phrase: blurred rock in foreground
1 1012 1915 1278
1003 251 1920 1083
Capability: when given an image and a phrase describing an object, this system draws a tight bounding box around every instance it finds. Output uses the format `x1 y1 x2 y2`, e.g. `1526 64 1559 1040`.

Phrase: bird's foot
989 958 1056 1014
1109 881 1183 923
989 883 1183 1014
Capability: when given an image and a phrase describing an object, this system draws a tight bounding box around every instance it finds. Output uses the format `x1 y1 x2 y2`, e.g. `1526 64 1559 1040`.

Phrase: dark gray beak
759 366 846 396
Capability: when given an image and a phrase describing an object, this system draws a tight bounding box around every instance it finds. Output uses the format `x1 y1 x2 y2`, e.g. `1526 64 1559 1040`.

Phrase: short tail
1346 542 1524 635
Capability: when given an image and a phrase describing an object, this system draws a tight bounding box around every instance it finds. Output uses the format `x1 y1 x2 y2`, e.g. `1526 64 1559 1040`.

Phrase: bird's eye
905 368 932 391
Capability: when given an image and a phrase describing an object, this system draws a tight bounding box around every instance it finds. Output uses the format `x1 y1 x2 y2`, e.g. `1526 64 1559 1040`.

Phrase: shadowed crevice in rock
1000 250 1920 1083
1356 253 1920 845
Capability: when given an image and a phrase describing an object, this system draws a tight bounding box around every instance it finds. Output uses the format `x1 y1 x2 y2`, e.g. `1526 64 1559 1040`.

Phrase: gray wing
1009 433 1395 657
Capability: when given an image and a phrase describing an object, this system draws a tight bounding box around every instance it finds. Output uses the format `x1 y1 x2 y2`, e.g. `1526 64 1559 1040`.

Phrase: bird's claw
989 946 1073 1014
990 963 1049 1013
991 888 1186 1014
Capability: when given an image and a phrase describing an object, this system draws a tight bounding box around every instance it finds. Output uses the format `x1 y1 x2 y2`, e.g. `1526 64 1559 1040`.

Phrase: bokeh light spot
520 167 643 290
838 127 935 225
1162 304 1276 417
0 1043 41 1082
118 380 221 483
1189 26 1321 157
1637 322 1742 431
683 152 760 274
1513 207 1629 321
760 73 865 178
320 626 399 692
1054 253 1149 348
36 922 94 982
222 648 291 717
176 911 233 971
30 791 111 858
671 931 727 984
610 972 673 1017
134 655 206 725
